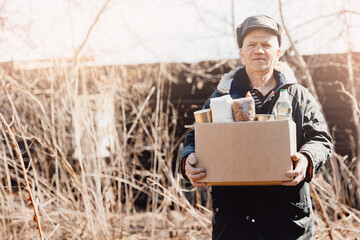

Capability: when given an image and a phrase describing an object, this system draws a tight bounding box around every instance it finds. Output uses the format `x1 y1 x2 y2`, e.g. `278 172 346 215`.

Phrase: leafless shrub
0 59 359 239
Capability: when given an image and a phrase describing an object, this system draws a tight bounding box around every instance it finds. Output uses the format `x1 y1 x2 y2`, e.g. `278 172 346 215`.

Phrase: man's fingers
292 156 308 172
291 152 302 161
187 153 198 165
284 162 306 186
282 180 296 186
191 181 207 187
185 165 206 175
185 154 205 175
284 153 308 186
282 175 302 186
185 153 207 187
186 171 207 182
286 170 301 178
189 158 197 165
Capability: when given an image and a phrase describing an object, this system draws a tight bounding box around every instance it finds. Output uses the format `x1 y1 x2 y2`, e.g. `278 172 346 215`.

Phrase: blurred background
0 0 360 239
3 0 360 63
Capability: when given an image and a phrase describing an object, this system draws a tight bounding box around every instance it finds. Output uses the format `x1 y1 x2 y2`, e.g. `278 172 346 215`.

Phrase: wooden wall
170 54 360 157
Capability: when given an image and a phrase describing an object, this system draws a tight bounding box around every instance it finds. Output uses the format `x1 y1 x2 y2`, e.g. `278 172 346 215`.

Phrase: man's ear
239 48 244 62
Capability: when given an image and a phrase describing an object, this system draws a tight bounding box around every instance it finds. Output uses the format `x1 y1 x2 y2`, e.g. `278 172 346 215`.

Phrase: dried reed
0 113 43 238
0 60 358 239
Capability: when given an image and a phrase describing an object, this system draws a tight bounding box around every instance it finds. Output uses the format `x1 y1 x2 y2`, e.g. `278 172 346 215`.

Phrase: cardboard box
195 120 296 186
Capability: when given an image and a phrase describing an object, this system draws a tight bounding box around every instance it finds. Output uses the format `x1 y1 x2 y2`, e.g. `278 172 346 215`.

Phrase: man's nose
254 44 264 53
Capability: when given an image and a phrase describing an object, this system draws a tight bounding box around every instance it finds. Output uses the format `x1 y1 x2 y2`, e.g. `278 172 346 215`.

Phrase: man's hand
282 153 309 186
185 153 207 187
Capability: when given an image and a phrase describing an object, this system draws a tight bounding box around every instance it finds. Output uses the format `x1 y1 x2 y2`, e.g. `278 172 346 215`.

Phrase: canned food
274 116 290 120
194 109 212 123
256 114 274 121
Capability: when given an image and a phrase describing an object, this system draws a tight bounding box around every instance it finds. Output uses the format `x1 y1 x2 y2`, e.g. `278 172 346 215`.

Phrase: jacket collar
217 61 297 94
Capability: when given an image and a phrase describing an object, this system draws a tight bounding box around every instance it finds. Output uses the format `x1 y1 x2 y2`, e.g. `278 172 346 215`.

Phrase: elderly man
180 15 332 239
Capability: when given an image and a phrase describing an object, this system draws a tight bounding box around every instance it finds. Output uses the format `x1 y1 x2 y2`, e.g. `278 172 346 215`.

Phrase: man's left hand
282 153 309 186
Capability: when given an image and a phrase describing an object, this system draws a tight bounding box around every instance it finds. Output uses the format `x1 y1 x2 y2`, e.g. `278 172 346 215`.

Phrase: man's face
240 29 281 74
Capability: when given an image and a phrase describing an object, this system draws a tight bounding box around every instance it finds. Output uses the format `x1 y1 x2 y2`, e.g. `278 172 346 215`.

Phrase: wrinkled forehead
243 29 279 45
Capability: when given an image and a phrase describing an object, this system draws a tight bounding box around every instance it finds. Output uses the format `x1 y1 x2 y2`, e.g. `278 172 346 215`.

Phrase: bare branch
278 0 321 109
231 0 235 37
74 0 111 59
290 12 340 31
310 184 334 240
342 2 360 209
0 0 6 13
331 81 360 115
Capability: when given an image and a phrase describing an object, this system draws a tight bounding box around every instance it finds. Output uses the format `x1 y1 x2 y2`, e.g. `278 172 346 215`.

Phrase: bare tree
279 0 360 210
278 0 321 106
342 0 360 209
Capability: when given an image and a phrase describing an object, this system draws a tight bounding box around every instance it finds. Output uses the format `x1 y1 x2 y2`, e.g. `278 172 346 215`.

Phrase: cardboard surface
195 120 296 185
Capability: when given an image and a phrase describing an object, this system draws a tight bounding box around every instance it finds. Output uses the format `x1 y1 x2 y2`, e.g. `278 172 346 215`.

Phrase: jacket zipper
257 84 294 113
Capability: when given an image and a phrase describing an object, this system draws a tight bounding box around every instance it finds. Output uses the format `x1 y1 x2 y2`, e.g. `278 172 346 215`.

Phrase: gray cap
236 15 282 48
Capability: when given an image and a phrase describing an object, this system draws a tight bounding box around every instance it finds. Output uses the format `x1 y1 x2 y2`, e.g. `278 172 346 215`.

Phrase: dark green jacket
180 62 333 240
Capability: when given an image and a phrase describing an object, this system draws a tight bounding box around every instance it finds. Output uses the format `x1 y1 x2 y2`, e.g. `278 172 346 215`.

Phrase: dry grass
0 60 359 239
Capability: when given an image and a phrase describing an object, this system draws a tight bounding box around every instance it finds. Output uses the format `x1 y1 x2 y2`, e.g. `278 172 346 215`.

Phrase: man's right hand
185 153 207 187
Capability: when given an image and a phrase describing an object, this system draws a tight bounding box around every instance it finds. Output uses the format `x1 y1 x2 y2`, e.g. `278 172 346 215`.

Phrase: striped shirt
249 88 275 111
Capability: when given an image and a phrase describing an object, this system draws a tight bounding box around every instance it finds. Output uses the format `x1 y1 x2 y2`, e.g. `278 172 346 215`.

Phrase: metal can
194 109 212 123
256 114 274 121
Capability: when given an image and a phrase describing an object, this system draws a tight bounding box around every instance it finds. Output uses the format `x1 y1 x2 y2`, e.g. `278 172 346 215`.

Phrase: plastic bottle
272 89 292 120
